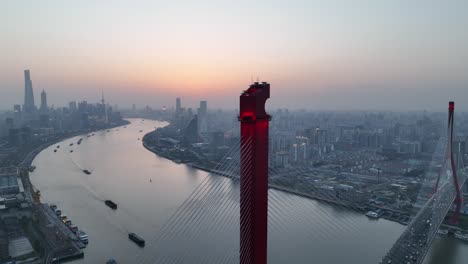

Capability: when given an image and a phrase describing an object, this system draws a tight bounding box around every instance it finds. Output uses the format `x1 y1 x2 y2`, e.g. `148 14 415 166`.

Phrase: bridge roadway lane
381 169 467 264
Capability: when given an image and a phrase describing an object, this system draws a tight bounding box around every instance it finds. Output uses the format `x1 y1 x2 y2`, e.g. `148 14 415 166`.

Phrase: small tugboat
128 233 145 247
105 200 118 210
82 170 91 175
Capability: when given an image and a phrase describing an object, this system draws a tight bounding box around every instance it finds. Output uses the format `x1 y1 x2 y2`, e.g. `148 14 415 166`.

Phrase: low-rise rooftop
0 167 19 176
0 167 20 196
8 236 34 259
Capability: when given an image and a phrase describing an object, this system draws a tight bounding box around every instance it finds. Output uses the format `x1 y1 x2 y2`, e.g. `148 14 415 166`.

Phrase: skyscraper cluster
22 69 48 114
0 69 123 140
172 97 210 143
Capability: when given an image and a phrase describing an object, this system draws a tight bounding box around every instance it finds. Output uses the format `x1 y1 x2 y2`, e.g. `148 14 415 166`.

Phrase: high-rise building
40 89 48 112
199 100 207 113
101 92 108 124
13 105 21 113
292 143 298 162
13 105 21 124
69 101 77 112
187 108 193 119
23 69 36 113
182 115 198 144
197 100 208 133
176 97 181 114
5 118 14 129
39 114 50 128
78 101 88 113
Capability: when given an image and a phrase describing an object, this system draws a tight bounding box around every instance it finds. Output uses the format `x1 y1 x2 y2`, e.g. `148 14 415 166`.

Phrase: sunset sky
1 0 468 110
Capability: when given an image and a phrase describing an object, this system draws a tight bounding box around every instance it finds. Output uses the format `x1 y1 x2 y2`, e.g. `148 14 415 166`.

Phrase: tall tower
69 101 77 112
40 90 48 112
102 91 108 124
447 102 463 224
23 69 36 113
198 100 208 133
239 82 270 264
176 97 181 114
434 102 463 224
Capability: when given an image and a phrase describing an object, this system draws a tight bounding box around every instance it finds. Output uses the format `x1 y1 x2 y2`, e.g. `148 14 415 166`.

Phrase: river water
30 119 468 263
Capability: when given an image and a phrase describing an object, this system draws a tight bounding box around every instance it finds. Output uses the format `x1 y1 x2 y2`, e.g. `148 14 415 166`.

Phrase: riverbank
29 119 468 264
141 130 412 227
14 120 130 263
20 120 130 169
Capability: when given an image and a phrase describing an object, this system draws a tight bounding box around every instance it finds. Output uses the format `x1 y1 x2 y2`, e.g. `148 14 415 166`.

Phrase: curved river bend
30 119 468 263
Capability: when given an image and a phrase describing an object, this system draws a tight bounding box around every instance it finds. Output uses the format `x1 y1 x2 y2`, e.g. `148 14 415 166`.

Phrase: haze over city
4 1 468 264
2 0 468 110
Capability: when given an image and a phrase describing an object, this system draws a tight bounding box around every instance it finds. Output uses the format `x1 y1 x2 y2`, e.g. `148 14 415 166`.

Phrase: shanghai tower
23 69 36 113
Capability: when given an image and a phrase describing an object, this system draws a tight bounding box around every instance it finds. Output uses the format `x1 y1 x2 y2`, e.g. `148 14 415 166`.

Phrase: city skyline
10 73 468 114
2 2 468 263
1 1 468 111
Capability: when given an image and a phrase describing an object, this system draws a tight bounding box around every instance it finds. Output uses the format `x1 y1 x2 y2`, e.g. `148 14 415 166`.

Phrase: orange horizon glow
1 1 468 110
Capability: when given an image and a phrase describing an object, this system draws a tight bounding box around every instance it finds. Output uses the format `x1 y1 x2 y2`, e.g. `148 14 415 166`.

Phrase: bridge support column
239 82 270 264
448 102 463 224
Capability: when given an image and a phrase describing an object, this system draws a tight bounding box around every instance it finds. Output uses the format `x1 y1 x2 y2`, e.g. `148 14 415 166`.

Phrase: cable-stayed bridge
381 165 466 264
136 85 465 264
381 102 466 264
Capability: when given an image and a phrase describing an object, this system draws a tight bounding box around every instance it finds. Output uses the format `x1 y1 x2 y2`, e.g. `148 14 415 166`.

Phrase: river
30 119 468 263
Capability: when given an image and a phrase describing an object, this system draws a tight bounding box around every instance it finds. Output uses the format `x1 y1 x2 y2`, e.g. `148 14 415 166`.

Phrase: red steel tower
448 102 463 224
239 82 270 264
434 101 463 223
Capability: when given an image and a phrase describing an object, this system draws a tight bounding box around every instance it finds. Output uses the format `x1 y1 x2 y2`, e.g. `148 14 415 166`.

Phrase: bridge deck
381 170 466 264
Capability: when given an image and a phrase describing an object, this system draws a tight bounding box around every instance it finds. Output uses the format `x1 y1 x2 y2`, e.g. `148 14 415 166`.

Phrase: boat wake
69 154 96 175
